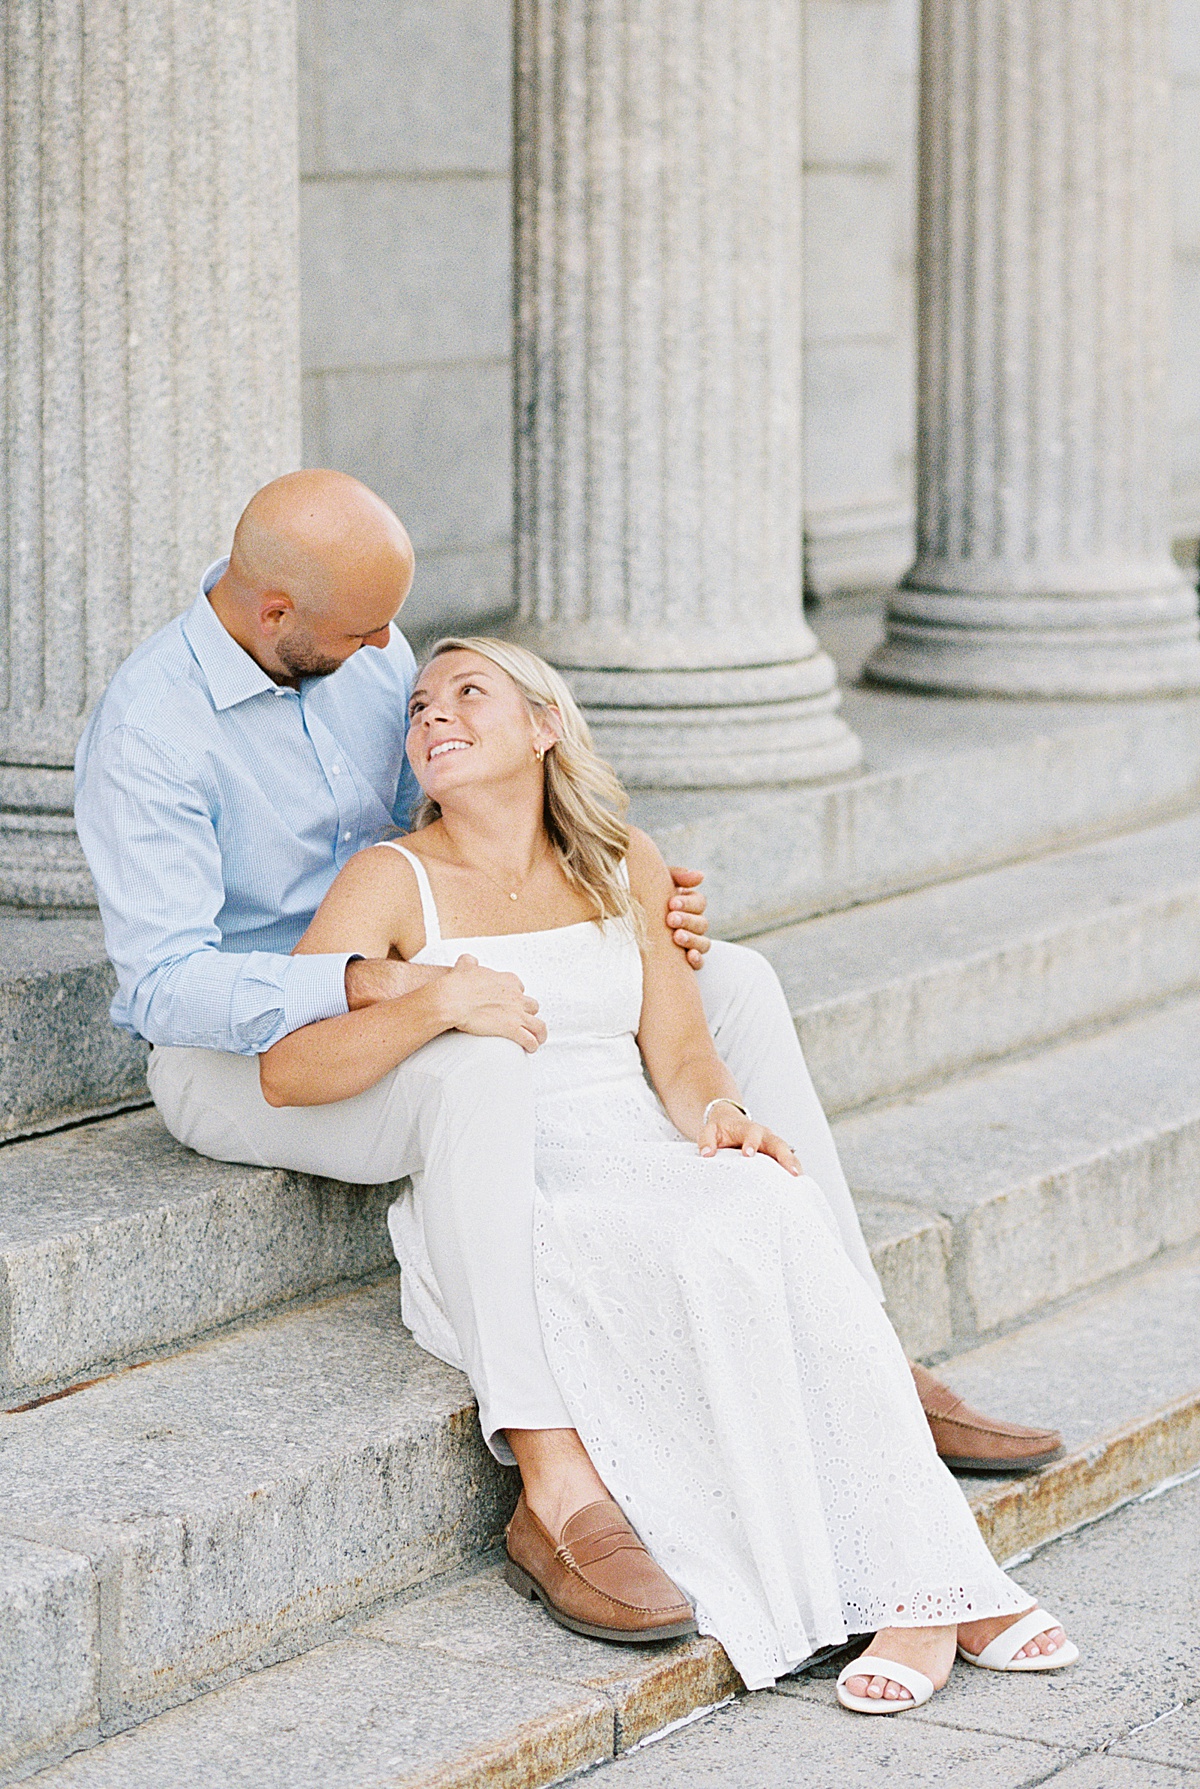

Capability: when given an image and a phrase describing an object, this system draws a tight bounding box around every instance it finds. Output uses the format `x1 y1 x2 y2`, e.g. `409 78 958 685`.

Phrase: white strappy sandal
835 1655 935 1714
957 1607 1079 1672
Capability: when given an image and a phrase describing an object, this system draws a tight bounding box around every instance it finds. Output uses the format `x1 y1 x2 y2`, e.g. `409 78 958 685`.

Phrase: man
75 469 1061 1524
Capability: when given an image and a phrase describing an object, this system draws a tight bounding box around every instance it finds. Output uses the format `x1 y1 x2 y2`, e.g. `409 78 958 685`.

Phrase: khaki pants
149 940 882 1457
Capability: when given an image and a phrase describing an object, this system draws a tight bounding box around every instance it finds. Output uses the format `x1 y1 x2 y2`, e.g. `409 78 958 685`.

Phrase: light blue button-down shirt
74 558 420 1054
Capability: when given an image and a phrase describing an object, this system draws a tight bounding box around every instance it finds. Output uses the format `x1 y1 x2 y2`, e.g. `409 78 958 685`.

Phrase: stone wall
298 0 1200 631
298 0 514 643
801 0 918 598
1174 0 1200 547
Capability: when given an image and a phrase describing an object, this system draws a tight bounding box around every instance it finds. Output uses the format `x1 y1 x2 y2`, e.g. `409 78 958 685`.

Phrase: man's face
270 555 407 682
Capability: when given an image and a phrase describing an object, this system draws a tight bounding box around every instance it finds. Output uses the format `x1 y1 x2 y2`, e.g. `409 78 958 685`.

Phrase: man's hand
666 865 710 969
433 954 547 1053
345 956 444 1008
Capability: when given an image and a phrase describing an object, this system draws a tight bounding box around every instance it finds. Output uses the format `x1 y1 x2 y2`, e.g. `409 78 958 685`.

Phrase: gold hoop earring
534 744 546 762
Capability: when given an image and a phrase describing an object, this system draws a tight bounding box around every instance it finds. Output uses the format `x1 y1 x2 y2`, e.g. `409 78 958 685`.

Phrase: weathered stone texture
0 1536 98 1777
802 0 919 597
0 1108 397 1400
869 0 1200 694
0 0 301 781
0 0 301 906
510 0 860 786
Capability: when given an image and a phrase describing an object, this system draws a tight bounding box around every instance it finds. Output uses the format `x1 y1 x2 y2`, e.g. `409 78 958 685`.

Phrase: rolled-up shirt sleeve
75 724 352 1054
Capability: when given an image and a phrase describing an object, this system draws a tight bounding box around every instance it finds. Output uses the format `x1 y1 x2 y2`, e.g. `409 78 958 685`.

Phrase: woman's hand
434 954 548 1053
698 1103 801 1176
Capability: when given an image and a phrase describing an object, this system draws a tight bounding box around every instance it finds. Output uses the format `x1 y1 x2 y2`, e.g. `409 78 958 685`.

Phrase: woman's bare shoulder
294 835 426 958
624 826 674 923
625 825 671 887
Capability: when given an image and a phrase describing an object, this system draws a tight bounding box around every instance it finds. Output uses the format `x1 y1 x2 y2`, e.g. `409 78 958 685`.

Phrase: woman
260 637 1077 1712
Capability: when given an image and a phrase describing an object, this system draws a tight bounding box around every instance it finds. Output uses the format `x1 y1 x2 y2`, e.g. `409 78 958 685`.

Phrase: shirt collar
181 558 284 711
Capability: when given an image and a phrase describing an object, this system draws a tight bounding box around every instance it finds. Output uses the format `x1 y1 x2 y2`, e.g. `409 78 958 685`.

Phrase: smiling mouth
427 740 472 761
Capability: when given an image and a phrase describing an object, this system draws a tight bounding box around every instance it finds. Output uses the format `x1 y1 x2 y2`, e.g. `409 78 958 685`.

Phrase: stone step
9 693 1200 1137
633 678 1200 940
5 974 1198 1400
756 806 1200 1116
0 913 147 1142
0 1100 931 1414
11 794 1200 1156
9 1247 1198 1789
831 991 1200 1352
0 1108 396 1406
0 1280 517 1783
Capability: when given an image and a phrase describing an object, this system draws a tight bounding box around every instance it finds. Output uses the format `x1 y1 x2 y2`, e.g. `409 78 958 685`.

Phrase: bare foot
958 1608 1067 1662
841 1624 957 1705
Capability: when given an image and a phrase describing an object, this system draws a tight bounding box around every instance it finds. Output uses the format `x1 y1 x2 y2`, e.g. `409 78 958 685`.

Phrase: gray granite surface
617 1477 1200 1785
833 994 1200 1339
0 1284 516 1722
0 1109 396 1399
758 807 1200 1113
0 915 147 1139
18 1635 611 1789
934 1248 1200 1464
0 1536 98 1778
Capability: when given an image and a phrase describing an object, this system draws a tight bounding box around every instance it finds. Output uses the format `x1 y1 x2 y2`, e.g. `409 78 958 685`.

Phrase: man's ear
258 591 294 633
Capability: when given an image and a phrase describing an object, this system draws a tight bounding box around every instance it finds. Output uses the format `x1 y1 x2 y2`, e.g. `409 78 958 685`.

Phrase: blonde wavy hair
410 636 638 930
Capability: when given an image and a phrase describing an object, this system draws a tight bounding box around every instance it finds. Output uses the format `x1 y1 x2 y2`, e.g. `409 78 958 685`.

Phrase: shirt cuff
281 953 354 1034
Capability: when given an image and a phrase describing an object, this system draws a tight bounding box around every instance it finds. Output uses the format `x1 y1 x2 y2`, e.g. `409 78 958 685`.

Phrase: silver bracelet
702 1096 750 1128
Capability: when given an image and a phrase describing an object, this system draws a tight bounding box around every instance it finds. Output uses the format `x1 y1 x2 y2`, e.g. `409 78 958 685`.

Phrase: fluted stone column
1 0 300 904
867 0 1200 697
511 0 861 787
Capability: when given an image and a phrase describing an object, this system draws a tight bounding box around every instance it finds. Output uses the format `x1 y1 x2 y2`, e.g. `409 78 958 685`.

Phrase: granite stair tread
9 1251 1199 1789
634 678 1200 937
4 975 1199 1398
831 990 1200 1345
11 690 1200 1142
0 1279 515 1752
0 913 147 1141
0 1107 396 1405
756 806 1200 1113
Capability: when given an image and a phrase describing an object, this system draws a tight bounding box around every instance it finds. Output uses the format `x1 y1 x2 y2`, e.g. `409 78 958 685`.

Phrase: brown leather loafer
504 1492 698 1643
912 1364 1063 1473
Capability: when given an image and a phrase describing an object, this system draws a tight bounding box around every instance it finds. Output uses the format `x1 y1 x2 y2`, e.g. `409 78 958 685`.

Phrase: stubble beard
276 632 345 682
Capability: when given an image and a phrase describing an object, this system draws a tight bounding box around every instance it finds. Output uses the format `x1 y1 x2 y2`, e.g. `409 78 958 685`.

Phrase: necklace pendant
509 891 518 901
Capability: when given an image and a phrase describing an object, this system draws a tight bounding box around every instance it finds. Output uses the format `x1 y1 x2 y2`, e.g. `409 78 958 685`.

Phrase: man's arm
75 724 358 1054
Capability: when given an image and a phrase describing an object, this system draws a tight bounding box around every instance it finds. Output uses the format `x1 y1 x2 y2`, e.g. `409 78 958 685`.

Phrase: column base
0 815 95 908
866 583 1200 698
561 654 863 789
0 767 95 907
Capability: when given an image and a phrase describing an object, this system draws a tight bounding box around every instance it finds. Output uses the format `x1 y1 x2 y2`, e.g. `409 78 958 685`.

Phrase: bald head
210 470 414 686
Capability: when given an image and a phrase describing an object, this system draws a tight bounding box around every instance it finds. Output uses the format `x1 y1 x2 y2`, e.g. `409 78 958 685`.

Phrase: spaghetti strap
376 841 443 950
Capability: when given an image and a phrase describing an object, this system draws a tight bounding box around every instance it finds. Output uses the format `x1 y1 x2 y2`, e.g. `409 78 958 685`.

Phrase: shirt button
342 831 351 841
331 765 342 775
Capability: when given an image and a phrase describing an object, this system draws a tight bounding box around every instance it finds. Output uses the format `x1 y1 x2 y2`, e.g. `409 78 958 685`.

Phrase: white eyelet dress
383 845 1034 1690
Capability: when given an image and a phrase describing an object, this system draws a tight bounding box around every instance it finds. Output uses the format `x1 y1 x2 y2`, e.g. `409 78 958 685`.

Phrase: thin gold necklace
459 840 552 903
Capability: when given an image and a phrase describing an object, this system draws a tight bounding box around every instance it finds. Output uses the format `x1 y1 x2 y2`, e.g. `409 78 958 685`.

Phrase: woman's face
406 649 555 803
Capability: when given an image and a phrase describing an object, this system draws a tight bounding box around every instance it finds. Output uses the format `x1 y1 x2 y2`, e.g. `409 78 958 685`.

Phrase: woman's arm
259 847 545 1106
627 830 798 1174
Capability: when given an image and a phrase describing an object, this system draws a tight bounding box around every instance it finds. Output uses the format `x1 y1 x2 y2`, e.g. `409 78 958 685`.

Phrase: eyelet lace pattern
400 907 1033 1689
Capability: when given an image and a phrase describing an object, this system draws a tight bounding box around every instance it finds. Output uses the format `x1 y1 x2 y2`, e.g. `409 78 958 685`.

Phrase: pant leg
696 940 884 1301
148 1038 573 1458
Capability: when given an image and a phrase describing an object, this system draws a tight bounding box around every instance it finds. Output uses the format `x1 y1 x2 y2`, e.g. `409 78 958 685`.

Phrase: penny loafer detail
504 1492 698 1643
911 1364 1063 1473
